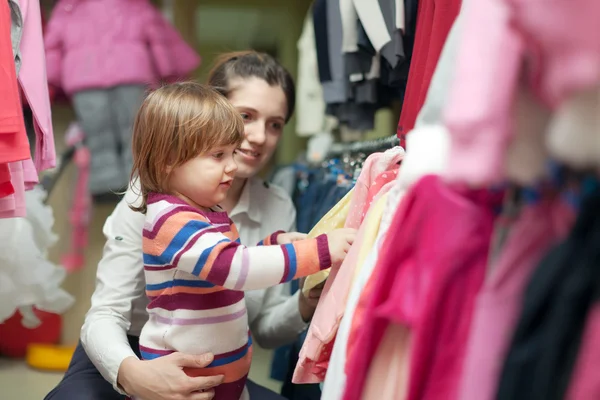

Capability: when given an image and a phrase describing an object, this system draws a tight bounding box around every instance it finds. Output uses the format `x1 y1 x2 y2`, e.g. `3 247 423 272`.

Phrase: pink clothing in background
345 148 404 229
0 0 53 218
44 0 201 95
343 175 498 400
0 162 26 218
567 305 600 400
363 169 399 217
443 0 523 186
507 0 600 108
19 0 55 174
458 199 574 400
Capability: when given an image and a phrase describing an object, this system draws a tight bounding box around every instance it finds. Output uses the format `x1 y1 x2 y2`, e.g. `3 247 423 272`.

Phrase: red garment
0 163 14 198
397 0 462 145
342 175 498 400
0 0 30 164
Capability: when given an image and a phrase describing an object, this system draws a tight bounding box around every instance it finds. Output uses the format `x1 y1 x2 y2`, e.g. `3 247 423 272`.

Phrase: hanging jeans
72 85 145 195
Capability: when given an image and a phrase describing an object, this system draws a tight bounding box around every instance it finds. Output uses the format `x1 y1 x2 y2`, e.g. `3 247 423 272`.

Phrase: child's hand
326 228 357 266
277 232 308 244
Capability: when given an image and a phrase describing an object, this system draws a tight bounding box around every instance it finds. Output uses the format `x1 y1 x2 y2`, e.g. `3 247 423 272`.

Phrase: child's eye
213 152 224 159
240 113 251 121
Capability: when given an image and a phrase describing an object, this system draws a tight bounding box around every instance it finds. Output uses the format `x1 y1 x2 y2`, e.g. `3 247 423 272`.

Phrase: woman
46 52 321 400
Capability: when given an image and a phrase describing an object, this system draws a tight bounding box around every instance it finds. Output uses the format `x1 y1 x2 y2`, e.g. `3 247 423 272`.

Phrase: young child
129 82 355 400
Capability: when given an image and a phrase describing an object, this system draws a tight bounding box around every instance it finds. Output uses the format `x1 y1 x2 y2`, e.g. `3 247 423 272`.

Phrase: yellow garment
352 193 388 286
302 188 354 296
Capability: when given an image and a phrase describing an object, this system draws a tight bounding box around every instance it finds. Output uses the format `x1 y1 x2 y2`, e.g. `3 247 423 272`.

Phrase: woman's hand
298 278 326 322
118 353 224 400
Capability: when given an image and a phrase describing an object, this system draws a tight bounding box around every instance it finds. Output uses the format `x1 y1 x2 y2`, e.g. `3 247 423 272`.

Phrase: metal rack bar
326 134 400 157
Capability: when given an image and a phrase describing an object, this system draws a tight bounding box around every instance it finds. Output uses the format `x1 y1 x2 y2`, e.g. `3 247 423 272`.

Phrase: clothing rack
327 134 400 158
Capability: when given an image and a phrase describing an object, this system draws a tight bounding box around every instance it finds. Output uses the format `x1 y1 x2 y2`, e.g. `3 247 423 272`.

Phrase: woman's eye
240 113 251 120
270 122 284 132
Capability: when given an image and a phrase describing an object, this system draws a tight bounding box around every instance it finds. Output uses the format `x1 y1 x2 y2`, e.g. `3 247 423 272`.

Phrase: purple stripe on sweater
269 230 285 245
205 242 239 286
143 208 188 239
280 245 290 284
152 308 246 326
147 192 190 206
144 264 176 271
138 345 174 356
234 247 250 290
147 291 244 311
316 234 332 269
144 204 179 231
213 376 248 400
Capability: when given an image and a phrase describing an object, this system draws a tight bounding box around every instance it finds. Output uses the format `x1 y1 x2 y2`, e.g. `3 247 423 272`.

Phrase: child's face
168 144 239 209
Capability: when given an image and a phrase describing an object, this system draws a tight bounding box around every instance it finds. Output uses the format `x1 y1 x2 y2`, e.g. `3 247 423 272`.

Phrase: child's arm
144 211 332 291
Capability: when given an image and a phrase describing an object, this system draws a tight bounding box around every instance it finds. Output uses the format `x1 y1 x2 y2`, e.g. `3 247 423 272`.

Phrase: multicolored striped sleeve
257 231 285 246
148 212 332 291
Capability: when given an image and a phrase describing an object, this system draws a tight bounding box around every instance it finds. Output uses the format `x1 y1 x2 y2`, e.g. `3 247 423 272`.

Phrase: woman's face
227 77 288 179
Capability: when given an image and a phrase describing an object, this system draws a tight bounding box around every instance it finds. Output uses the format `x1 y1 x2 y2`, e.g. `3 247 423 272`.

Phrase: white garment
296 11 328 137
546 84 600 170
0 186 74 327
80 177 308 393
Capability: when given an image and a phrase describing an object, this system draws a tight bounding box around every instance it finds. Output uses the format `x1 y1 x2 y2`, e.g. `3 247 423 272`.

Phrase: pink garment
343 175 499 400
61 124 91 272
443 0 524 186
293 181 395 384
507 0 600 108
566 304 600 400
18 0 55 173
363 169 399 217
44 0 201 95
345 148 404 228
458 199 574 400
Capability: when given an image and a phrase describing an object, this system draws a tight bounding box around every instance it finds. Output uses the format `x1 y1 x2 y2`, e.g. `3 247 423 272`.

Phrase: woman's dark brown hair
207 51 296 122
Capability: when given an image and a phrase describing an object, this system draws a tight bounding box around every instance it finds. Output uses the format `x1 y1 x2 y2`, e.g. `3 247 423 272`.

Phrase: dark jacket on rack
496 187 600 400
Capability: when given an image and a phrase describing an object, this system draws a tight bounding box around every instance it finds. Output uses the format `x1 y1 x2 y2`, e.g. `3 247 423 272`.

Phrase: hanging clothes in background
293 146 403 384
396 0 461 145
0 0 71 328
287 1 600 399
0 0 55 218
309 0 410 135
44 0 200 198
268 136 402 400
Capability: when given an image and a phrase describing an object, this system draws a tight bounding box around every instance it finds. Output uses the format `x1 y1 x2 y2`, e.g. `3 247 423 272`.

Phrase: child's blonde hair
130 82 244 213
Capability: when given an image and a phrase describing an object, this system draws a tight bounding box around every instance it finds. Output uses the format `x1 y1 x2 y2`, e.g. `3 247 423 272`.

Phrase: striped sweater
139 193 331 400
